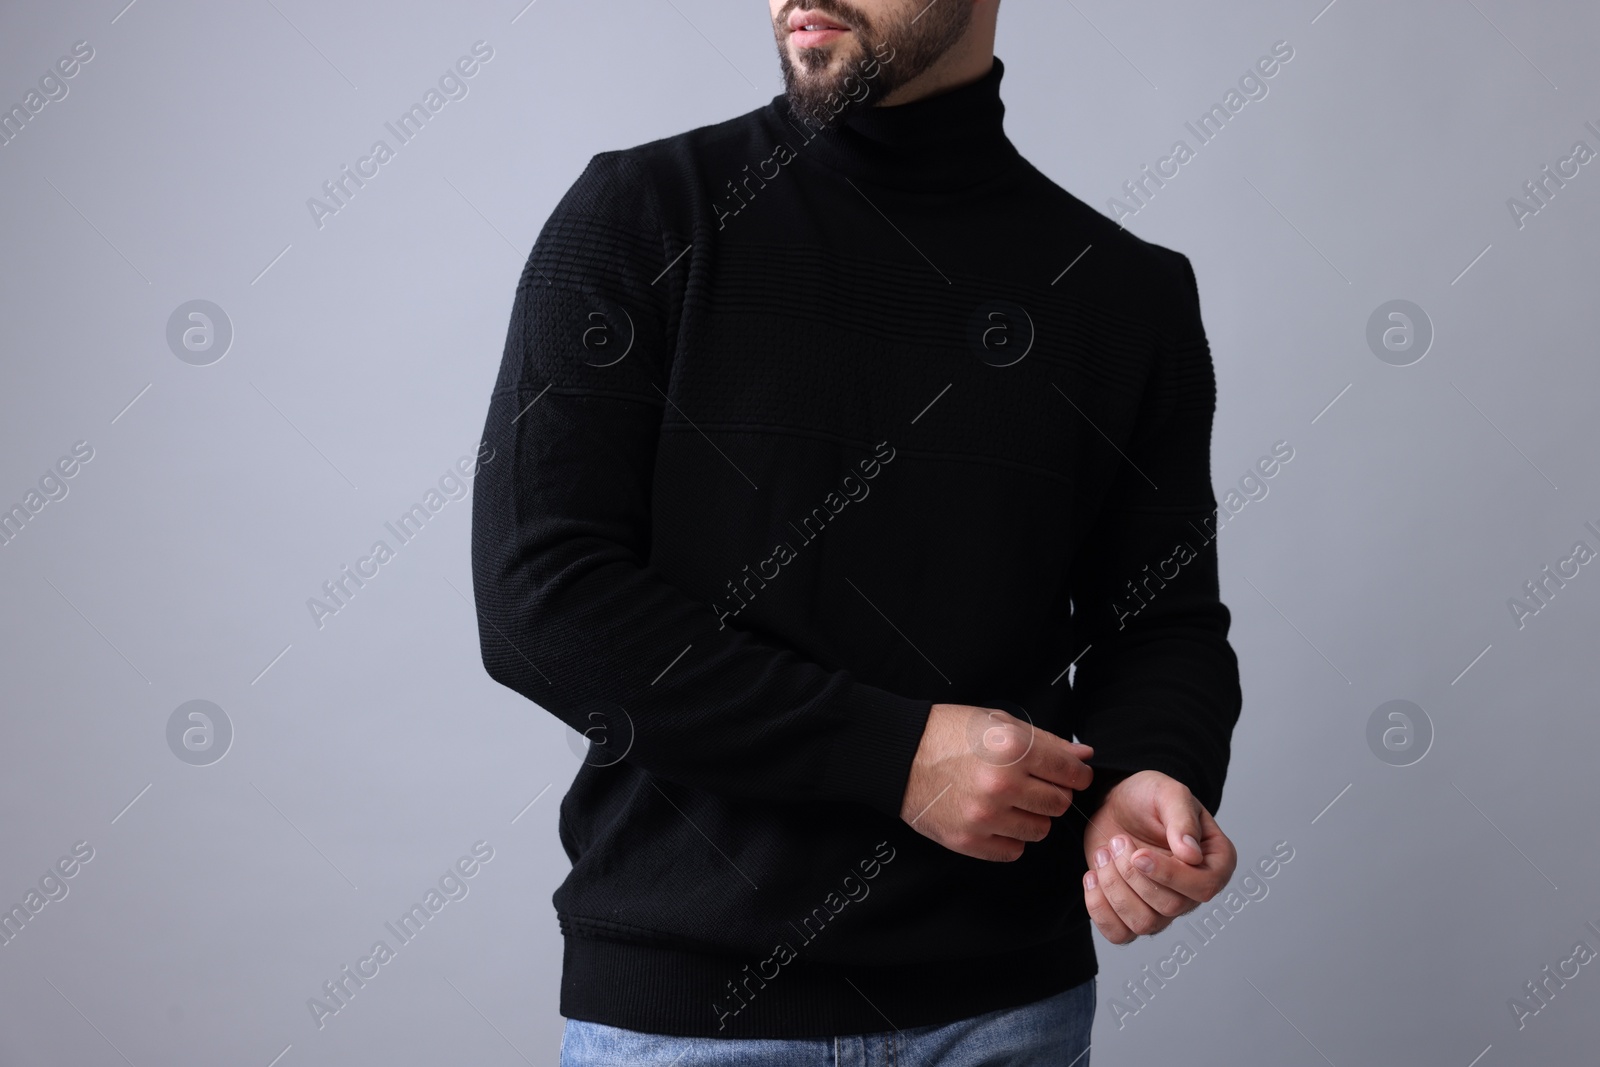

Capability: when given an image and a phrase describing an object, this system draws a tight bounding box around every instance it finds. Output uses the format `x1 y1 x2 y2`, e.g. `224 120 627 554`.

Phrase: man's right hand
898 703 1094 862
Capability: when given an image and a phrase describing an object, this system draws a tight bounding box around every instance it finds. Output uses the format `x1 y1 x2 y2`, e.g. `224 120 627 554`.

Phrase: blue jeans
560 976 1095 1066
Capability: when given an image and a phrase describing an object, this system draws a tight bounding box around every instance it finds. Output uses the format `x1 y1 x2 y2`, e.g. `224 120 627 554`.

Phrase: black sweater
471 56 1242 1038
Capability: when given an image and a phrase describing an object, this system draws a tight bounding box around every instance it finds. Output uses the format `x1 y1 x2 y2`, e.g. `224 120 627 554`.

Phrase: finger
1120 844 1204 916
1137 810 1237 901
1185 808 1237 881
1197 807 1239 881
1012 776 1073 819
1104 835 1188 926
991 808 1054 844
1026 735 1095 792
1079 802 1140 861
968 783 1054 845
1083 866 1134 945
1157 784 1205 866
1089 838 1166 939
975 834 1029 862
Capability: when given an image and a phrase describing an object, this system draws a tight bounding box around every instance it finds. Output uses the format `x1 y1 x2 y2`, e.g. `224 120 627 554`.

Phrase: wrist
1073 765 1137 822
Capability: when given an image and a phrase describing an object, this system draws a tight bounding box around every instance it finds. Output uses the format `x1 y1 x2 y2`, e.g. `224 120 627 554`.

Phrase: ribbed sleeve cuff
819 687 934 819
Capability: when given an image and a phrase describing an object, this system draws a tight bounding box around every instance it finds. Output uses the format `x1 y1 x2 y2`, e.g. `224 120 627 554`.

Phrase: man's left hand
1080 770 1236 944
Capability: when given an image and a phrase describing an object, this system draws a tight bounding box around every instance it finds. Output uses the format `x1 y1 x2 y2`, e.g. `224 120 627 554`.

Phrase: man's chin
782 52 881 126
785 87 854 130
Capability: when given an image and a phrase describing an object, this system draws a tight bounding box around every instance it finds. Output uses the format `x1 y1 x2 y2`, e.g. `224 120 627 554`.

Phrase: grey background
2 0 1597 1064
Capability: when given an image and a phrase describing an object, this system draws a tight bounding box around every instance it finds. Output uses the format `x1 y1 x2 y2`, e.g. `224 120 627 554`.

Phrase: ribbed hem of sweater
557 922 1098 1038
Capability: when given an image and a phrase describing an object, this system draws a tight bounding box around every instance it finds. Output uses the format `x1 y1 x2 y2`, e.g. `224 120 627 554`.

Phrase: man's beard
774 0 975 131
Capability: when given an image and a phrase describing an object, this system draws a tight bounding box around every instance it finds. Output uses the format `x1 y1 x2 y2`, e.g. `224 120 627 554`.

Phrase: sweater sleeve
1065 251 1243 816
471 151 934 819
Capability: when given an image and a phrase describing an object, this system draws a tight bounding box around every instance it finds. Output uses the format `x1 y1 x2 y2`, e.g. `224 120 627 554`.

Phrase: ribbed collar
768 55 1023 192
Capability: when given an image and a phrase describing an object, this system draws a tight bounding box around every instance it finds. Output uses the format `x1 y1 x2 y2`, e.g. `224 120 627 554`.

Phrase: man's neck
877 46 997 107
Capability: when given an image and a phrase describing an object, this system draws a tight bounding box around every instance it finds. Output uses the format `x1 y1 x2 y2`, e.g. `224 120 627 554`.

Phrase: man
471 0 1243 1062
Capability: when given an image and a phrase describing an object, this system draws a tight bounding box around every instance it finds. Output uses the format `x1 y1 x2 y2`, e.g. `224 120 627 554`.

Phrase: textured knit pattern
470 56 1242 1038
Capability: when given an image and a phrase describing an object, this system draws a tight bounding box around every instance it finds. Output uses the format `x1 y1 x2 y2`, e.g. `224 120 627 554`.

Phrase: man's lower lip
792 27 848 46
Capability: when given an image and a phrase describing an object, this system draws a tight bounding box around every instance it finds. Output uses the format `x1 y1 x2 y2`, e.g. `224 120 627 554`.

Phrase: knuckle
1157 898 1187 918
978 725 1022 761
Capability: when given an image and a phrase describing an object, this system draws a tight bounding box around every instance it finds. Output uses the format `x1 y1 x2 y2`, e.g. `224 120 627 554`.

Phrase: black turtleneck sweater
471 56 1242 1038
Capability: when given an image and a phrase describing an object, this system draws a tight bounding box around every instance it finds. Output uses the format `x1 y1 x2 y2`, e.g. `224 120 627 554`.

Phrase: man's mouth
788 9 851 46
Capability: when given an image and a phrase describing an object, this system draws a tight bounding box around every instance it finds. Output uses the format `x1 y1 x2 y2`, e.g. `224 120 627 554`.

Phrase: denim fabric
559 976 1095 1066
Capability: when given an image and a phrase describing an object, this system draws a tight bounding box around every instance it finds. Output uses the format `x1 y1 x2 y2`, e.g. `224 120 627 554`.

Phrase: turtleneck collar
767 55 1023 193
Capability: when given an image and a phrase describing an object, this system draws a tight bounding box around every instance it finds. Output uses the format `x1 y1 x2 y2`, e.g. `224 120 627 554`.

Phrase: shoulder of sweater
579 101 775 202
1006 159 1200 336
1013 159 1193 276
